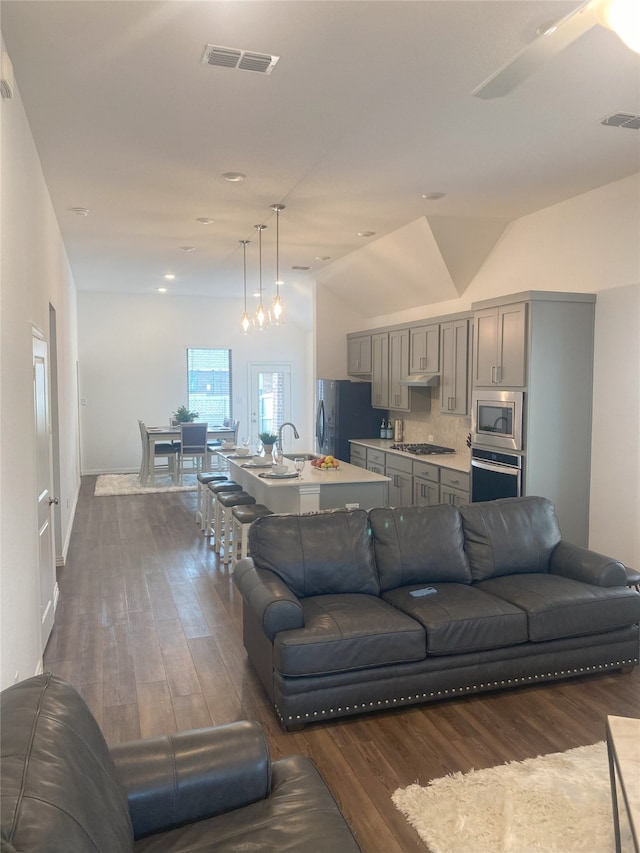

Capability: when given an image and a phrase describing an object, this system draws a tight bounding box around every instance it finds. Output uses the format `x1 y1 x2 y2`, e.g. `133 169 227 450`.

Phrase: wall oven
471 389 524 452
471 448 523 502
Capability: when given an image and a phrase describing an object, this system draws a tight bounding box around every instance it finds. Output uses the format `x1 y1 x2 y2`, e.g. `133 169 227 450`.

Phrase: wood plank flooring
45 476 640 852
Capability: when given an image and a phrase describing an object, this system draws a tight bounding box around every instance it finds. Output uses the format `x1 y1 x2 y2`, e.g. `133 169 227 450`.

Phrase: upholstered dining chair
138 420 179 485
178 422 209 480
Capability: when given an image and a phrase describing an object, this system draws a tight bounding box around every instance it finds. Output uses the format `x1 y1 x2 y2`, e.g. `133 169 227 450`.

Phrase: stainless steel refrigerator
315 380 380 460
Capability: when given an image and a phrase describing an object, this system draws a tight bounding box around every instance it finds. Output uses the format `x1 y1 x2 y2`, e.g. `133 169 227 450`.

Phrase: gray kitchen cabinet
440 318 470 415
371 332 390 409
388 329 410 411
473 302 526 387
366 447 386 476
409 323 439 374
413 460 440 506
350 443 367 468
440 468 470 507
347 334 372 376
386 453 413 506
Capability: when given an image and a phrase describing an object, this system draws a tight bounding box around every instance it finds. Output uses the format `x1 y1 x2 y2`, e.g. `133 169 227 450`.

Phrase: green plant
173 404 199 423
258 431 278 445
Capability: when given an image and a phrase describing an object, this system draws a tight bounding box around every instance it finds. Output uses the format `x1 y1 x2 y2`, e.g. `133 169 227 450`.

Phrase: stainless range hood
399 373 440 387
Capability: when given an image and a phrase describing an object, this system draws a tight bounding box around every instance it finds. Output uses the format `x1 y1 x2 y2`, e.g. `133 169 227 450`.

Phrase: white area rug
393 742 626 853
94 473 197 496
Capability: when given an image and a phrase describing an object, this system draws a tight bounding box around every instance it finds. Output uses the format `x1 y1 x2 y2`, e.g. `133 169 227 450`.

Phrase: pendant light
254 224 268 330
239 239 251 334
270 203 286 324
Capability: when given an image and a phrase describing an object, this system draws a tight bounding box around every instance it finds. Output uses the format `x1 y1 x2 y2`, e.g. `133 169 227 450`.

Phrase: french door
248 363 292 444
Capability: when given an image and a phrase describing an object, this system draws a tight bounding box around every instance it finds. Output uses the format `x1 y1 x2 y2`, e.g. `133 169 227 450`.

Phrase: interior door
33 334 57 650
249 363 292 446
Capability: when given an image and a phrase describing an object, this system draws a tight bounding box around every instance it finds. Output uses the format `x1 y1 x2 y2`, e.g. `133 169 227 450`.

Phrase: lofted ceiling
1 0 639 324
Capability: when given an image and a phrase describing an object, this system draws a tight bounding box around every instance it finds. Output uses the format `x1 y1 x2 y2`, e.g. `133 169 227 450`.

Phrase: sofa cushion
273 594 425 676
369 504 472 592
248 509 379 598
460 496 562 582
383 584 528 655
476 574 640 642
1 673 134 853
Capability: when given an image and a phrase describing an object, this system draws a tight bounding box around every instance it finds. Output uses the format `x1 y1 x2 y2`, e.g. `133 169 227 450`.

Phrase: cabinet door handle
491 366 496 383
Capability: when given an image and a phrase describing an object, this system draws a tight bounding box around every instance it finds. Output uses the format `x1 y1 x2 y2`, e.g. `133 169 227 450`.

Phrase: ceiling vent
201 44 279 75
600 113 640 130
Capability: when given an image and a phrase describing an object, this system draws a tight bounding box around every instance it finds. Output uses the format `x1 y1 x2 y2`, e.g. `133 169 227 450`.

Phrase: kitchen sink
282 452 317 461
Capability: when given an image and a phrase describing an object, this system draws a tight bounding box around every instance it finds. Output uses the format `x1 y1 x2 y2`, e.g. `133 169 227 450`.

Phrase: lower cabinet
439 468 470 507
413 460 440 506
366 447 386 476
350 443 367 468
386 454 413 507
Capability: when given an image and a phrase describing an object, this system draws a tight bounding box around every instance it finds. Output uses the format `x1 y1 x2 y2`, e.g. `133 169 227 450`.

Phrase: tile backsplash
389 389 470 451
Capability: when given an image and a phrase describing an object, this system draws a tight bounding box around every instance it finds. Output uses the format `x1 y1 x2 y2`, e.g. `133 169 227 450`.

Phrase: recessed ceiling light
357 231 375 238
69 207 89 216
157 287 167 293
196 217 215 225
222 172 246 182
316 256 331 261
421 192 446 200
290 265 311 271
164 273 175 280
179 246 196 252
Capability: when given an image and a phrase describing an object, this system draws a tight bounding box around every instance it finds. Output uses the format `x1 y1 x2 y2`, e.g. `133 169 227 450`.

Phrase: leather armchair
1 673 361 852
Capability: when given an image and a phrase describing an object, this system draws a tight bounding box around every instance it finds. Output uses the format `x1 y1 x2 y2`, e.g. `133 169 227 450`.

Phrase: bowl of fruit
310 455 339 471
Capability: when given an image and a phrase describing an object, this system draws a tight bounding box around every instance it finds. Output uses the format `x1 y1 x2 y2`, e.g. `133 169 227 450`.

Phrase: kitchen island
223 453 389 514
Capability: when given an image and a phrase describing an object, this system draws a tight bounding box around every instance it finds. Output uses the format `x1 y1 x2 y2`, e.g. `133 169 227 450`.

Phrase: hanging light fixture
270 203 286 324
239 239 251 333
254 224 268 330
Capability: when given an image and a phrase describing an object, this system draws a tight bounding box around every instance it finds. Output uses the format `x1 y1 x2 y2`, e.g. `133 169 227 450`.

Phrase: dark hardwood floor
45 476 640 853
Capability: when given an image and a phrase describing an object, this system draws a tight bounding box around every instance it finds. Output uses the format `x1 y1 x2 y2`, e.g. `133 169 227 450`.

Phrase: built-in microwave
471 390 524 452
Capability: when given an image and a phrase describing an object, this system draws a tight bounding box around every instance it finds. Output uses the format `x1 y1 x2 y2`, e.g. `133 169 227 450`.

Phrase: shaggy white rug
393 742 626 853
94 473 197 496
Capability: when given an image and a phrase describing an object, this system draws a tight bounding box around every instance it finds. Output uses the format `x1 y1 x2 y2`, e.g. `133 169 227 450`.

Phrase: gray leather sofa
1 673 361 852
234 496 640 730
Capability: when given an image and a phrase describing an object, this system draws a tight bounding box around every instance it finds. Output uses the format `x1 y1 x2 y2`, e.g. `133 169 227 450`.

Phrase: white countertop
224 453 390 487
349 438 470 474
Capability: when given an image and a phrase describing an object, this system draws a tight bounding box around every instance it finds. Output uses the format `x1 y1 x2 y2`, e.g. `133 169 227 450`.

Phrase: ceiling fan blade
472 0 598 99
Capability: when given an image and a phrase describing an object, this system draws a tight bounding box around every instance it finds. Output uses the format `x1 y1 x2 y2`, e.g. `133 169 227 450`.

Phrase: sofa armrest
550 540 628 587
234 558 304 640
110 721 271 839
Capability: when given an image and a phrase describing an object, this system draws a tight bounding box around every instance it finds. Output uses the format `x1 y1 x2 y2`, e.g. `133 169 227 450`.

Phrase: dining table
142 425 236 485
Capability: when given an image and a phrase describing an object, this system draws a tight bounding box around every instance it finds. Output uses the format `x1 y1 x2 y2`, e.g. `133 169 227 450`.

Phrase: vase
262 443 275 462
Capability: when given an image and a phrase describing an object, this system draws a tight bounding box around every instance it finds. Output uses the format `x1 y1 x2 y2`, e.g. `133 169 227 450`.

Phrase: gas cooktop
390 443 456 456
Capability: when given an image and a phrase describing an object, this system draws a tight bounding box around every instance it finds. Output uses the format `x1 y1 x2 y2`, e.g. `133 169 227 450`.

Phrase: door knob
49 496 59 506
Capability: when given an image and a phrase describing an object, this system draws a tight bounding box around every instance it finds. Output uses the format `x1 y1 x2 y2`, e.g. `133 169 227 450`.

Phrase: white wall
589 283 640 568
0 47 80 689
77 292 313 473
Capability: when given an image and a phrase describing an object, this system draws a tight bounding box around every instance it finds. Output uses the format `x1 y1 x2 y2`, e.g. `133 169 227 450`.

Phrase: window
187 348 232 424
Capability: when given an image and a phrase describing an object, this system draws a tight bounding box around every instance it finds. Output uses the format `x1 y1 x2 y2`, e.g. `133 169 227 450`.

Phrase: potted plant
258 431 278 459
173 405 199 424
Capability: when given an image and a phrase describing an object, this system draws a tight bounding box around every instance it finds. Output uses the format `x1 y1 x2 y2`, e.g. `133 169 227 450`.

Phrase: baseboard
82 467 139 475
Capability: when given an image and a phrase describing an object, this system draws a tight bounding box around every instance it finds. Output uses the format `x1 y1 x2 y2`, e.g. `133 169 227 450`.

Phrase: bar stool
231 503 273 569
196 472 228 530
215 491 256 564
205 481 243 539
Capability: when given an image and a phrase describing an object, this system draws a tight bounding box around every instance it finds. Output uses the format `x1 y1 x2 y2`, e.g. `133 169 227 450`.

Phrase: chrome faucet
277 422 300 455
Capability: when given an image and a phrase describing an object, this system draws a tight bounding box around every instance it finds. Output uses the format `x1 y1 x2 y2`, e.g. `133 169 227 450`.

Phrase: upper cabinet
371 332 390 409
473 302 527 387
347 334 372 376
440 318 469 415
388 329 410 411
409 324 440 374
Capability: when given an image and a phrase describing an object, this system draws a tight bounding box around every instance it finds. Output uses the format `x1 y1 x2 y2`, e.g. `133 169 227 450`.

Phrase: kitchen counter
223 453 390 514
349 438 470 473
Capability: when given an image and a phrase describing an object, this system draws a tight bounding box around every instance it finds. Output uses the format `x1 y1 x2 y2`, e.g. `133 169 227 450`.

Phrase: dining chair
178 422 209 480
138 420 179 485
